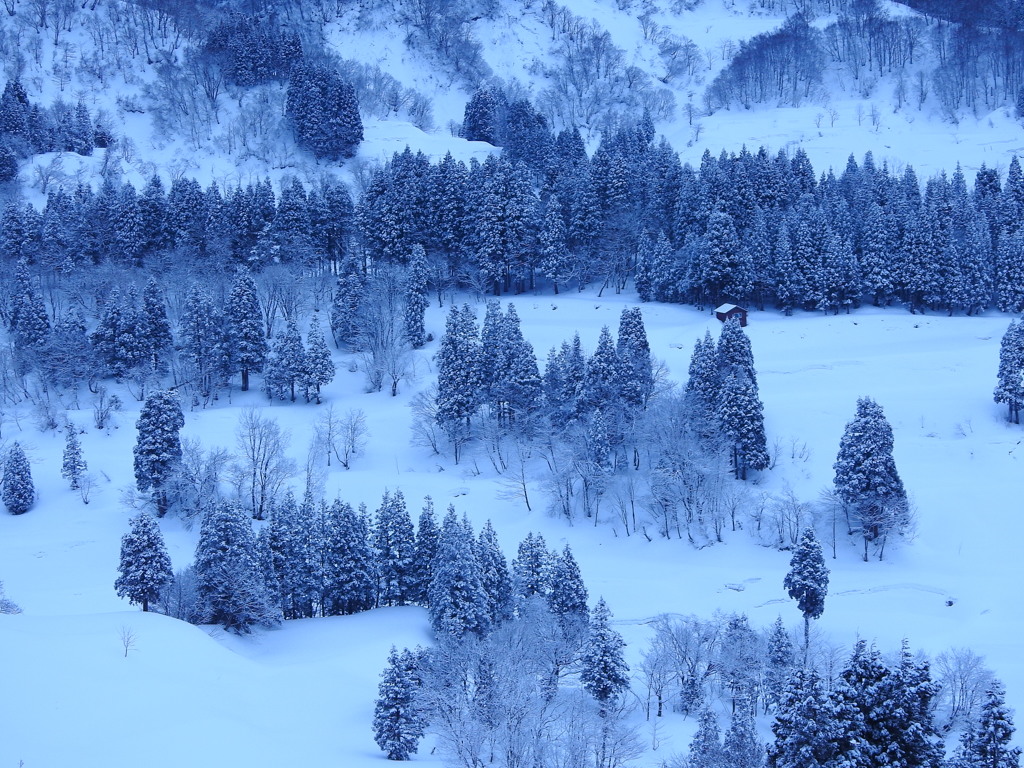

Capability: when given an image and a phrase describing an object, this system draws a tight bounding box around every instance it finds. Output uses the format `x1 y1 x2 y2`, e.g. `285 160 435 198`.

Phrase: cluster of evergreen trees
0 173 354 271
7 264 335 407
124 485 592 642
357 118 1024 317
0 80 112 180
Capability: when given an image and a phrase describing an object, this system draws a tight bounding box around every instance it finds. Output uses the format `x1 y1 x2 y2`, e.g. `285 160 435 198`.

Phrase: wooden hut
714 304 748 327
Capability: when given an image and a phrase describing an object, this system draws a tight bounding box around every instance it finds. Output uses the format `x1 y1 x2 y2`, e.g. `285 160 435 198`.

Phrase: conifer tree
689 707 725 768
2 443 35 515
951 680 1022 768
539 196 573 294
321 500 378 615
434 304 483 461
133 389 185 517
763 617 795 713
427 507 489 638
767 667 838 768
833 397 908 560
616 307 654 413
783 527 829 659
410 497 438 607
477 520 513 626
302 315 335 404
139 278 174 374
330 259 365 349
512 531 554 601
547 544 589 638
114 513 173 612
404 244 430 349
374 490 417 607
61 426 87 491
994 320 1024 424
225 270 266 392
717 368 769 480
179 285 225 402
581 597 629 714
194 502 278 632
373 646 425 761
265 320 307 402
723 696 764 768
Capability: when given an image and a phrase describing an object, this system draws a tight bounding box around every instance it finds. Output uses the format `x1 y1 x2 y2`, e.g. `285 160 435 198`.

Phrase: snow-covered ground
2 292 1022 767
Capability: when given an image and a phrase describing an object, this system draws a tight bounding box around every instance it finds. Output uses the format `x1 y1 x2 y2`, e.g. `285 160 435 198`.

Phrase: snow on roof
715 303 741 313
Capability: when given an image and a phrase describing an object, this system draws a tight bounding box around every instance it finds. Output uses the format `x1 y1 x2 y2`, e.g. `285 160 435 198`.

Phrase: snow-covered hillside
2 292 1023 767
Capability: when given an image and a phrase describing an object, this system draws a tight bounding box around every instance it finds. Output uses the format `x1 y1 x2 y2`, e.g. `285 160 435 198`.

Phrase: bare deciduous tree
231 408 295 520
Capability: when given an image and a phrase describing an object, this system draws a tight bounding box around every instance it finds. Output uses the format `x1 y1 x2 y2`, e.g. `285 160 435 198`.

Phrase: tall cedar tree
951 680 1022 768
373 646 426 760
61 426 87 491
374 490 417 607
994 320 1024 424
434 304 483 461
302 315 335 403
427 507 489 639
225 270 266 392
833 397 908 560
783 527 829 659
115 513 173 612
133 389 185 517
581 597 629 714
194 502 278 632
404 244 430 349
2 443 35 515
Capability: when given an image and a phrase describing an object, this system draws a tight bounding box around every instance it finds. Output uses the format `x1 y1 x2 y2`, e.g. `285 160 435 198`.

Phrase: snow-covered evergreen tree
950 680 1022 768
410 497 438 607
302 315 335 404
767 667 838 768
133 389 185 517
833 397 909 560
427 507 489 639
580 597 629 714
616 306 654 413
404 244 430 349
61 426 87 491
2 443 35 515
763 617 795 714
717 368 769 480
547 544 589 637
689 707 726 768
476 519 513 627
114 513 173 612
994 320 1024 424
434 304 483 461
723 696 764 768
225 270 266 392
264 320 307 402
194 501 278 632
139 278 174 374
512 531 554 601
783 527 829 658
373 646 426 761
374 490 417 607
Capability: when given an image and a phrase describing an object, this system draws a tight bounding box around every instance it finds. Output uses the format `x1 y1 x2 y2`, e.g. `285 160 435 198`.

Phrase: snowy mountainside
2 0 1023 197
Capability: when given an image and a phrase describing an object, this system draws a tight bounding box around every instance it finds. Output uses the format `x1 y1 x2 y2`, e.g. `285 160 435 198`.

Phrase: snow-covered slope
2 293 1023 767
